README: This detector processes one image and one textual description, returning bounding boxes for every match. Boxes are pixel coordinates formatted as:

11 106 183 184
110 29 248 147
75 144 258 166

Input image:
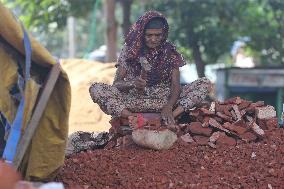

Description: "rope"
2 25 32 164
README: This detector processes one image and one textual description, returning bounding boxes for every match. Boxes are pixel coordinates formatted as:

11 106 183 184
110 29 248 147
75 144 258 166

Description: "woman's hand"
133 77 147 90
161 104 175 125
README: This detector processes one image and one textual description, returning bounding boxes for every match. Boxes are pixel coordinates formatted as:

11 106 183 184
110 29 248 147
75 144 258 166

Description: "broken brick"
246 106 256 114
213 116 224 123
230 110 237 121
233 119 247 127
180 133 194 143
238 100 252 110
244 101 264 114
200 108 215 115
232 105 242 120
209 102 216 113
209 131 224 143
246 115 256 123
216 134 236 146
246 116 265 136
178 123 188 130
251 122 265 136
215 104 232 117
251 101 265 107
193 136 209 145
223 122 247 135
215 103 225 112
257 119 268 130
189 109 200 117
221 96 242 105
188 122 212 136
266 118 279 129
209 118 231 134
216 112 232 122
240 109 246 117
202 116 210 127
223 107 232 117
197 115 205 123
240 131 258 142
256 106 276 120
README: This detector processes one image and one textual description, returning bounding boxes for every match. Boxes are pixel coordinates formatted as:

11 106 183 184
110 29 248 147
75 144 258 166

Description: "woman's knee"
89 82 99 94
89 82 108 100
197 77 212 92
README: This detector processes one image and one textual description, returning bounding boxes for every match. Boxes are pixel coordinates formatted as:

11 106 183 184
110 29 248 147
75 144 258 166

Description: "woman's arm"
113 65 146 91
168 68 181 107
113 66 134 91
161 68 181 124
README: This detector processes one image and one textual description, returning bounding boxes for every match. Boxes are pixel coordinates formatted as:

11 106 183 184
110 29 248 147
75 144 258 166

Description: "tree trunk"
105 0 117 62
67 16 76 58
192 41 205 78
120 0 133 38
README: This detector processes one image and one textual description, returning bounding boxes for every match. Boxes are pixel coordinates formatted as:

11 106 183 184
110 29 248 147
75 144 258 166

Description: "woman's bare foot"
121 108 133 118
173 106 184 118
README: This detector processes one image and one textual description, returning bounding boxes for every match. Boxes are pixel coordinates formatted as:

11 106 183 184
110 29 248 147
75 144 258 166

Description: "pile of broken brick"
58 97 282 188
67 97 279 152
177 96 278 148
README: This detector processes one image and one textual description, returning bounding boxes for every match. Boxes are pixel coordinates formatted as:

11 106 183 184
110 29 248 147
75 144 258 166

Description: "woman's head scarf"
118 11 186 86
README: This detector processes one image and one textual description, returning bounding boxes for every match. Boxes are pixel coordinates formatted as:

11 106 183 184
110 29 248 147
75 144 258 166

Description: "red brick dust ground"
56 127 284 189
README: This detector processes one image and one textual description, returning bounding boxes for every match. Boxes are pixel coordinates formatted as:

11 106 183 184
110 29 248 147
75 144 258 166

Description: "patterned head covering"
118 11 186 86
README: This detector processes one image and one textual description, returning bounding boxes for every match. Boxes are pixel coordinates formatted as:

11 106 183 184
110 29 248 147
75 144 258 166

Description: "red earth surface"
56 127 284 189
58 60 284 188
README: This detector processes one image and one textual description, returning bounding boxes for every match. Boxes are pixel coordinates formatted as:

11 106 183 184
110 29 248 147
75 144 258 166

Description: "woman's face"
144 28 164 49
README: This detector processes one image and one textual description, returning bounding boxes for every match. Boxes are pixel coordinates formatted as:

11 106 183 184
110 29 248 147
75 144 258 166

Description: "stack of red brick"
178 97 278 147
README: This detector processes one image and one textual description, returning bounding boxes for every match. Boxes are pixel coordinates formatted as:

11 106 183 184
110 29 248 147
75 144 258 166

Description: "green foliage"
3 0 283 66
146 0 284 66
3 0 97 31
146 0 236 64
2 0 100 58
4 0 67 31
177 46 192 62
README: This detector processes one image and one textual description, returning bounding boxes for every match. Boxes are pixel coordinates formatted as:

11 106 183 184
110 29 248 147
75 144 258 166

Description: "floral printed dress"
89 11 211 117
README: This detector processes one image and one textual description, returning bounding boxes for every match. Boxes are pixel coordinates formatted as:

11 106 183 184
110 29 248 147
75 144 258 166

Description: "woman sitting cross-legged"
89 11 212 129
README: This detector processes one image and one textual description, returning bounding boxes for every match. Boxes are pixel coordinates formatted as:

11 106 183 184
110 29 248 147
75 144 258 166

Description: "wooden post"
13 63 61 169
105 0 117 62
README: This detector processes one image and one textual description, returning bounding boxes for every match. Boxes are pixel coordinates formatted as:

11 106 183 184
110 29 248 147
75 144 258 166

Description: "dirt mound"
61 59 116 134
56 128 284 188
